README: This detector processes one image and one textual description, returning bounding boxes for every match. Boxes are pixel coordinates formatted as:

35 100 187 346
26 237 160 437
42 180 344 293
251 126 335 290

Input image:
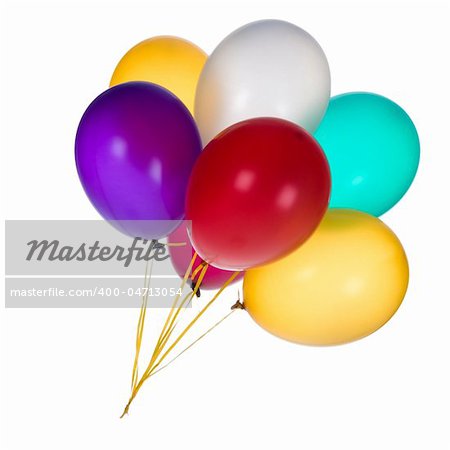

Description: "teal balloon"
314 92 420 216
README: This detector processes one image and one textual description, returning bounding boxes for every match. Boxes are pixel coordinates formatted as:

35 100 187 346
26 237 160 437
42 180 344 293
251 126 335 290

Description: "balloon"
168 222 244 290
195 19 330 144
244 209 409 346
186 117 331 270
314 92 420 216
75 82 202 239
110 36 207 114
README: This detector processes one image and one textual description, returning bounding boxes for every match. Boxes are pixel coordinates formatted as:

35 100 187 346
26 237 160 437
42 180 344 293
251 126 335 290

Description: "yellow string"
130 260 152 391
155 263 208 345
120 253 201 418
143 271 239 381
152 254 199 353
191 261 207 280
149 309 237 378
137 265 208 385
120 252 239 417
147 265 208 367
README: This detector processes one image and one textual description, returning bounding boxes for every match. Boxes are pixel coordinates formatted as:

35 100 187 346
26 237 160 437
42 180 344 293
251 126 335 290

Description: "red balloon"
186 118 331 270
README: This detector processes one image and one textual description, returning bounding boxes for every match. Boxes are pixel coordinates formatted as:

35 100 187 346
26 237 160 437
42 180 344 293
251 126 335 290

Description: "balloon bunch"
75 20 419 413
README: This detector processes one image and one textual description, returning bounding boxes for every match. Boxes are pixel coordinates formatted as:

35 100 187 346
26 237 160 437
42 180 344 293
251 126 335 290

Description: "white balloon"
195 20 331 144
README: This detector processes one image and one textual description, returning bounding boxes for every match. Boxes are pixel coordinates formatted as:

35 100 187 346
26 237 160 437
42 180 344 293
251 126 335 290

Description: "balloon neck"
231 299 245 310
190 280 201 297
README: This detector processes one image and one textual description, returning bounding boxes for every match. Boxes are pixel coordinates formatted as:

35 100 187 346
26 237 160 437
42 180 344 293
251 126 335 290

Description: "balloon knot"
190 280 201 297
231 300 245 310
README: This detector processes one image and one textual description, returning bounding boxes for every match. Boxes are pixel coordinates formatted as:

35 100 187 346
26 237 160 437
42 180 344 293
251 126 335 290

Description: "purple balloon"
168 222 244 290
75 82 202 239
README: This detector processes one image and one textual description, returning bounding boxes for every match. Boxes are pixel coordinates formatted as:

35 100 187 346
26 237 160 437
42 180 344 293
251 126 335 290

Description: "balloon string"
141 265 209 375
120 253 202 418
191 261 207 280
142 271 239 380
121 267 221 417
134 253 197 387
130 260 152 391
152 254 200 354
148 308 237 378
120 268 206 418
164 261 211 336
161 261 207 329
151 261 207 365
120 270 238 418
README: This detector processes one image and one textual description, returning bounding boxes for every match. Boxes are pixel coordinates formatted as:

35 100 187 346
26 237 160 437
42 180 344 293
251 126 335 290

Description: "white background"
1 0 449 449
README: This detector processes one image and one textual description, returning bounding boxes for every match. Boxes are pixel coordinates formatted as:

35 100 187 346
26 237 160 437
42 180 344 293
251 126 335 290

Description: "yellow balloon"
243 209 409 346
110 36 207 114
